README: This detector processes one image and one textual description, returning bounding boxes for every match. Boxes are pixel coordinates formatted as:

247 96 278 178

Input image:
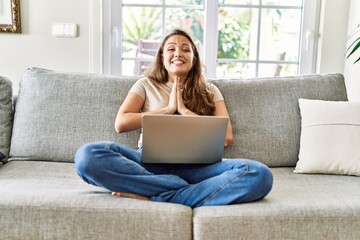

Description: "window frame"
102 0 321 78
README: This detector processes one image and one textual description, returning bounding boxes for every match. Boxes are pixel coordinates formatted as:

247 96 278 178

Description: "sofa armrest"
0 75 13 163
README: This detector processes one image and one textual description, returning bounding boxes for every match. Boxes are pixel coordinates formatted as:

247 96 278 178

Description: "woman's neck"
168 74 187 83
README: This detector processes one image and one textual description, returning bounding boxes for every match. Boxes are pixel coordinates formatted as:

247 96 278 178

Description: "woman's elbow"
225 136 233 147
114 124 121 134
114 120 127 134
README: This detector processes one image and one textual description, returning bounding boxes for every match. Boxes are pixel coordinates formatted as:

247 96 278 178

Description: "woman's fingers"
167 77 177 114
175 76 187 114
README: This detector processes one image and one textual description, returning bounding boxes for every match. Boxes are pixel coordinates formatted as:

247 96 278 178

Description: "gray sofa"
0 67 359 240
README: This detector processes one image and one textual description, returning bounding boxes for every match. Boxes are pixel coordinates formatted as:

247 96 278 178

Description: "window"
103 0 321 78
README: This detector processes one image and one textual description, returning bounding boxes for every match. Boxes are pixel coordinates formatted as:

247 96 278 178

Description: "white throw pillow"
294 98 360 176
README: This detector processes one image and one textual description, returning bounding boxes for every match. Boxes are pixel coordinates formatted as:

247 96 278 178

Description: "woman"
75 29 273 208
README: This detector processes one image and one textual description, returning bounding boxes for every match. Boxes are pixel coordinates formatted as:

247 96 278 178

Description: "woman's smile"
171 60 185 66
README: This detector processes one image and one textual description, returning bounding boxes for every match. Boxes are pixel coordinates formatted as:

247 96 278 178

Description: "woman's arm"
115 93 169 133
214 100 234 147
115 78 182 133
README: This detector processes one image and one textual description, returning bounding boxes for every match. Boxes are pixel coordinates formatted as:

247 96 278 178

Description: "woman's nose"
174 48 181 57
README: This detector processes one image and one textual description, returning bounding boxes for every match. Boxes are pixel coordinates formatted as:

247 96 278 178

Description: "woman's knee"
223 159 273 196
249 160 273 198
74 141 111 178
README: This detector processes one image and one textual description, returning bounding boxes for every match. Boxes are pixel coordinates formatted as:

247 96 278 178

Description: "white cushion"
294 99 360 176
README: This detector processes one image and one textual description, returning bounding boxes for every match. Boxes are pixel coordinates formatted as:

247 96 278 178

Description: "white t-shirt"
129 77 224 146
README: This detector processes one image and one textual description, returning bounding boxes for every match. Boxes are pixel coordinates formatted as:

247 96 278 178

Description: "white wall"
0 0 357 98
316 0 350 75
0 0 102 94
344 0 360 101
315 0 360 100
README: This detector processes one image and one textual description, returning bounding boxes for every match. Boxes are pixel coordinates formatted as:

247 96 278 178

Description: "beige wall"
0 0 102 94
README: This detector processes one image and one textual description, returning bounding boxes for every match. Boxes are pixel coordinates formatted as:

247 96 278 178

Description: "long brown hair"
145 29 215 116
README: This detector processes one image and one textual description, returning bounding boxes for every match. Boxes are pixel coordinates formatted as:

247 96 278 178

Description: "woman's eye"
167 48 175 52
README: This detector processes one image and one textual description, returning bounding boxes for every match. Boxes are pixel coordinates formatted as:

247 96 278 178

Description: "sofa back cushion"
10 68 139 162
10 68 348 166
0 75 13 163
213 73 347 167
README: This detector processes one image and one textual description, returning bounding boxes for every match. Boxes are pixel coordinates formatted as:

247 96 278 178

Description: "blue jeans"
74 141 273 208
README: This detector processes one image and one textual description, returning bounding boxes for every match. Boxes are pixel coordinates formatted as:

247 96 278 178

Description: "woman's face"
162 35 195 82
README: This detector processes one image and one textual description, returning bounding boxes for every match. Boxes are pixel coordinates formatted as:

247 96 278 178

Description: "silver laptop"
141 114 228 164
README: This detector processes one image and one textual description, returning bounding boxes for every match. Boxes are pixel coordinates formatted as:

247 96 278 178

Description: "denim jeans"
74 141 273 208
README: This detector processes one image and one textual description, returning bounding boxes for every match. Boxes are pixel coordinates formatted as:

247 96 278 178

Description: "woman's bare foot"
112 192 150 201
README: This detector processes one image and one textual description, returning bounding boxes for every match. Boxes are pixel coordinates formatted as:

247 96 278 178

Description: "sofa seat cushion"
193 168 360 240
0 160 192 240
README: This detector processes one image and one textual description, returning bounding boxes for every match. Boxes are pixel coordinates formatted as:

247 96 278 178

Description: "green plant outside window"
346 24 360 64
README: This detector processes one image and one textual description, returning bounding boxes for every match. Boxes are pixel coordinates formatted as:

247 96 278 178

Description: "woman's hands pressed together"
167 76 196 116
166 77 178 114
